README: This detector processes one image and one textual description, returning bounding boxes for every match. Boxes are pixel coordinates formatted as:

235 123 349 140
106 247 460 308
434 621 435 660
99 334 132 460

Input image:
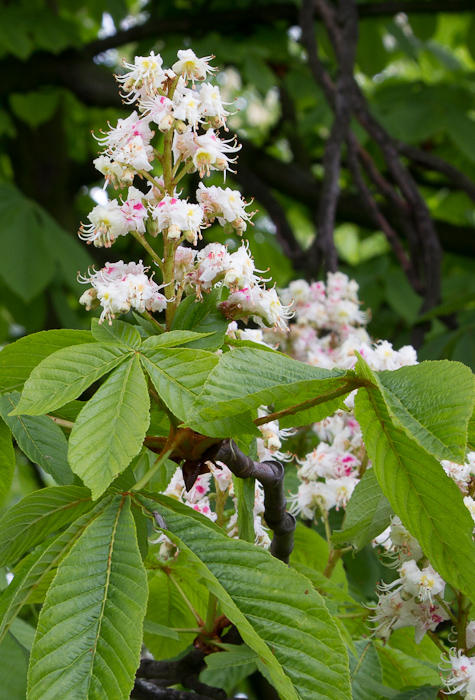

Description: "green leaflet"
390 687 439 700
11 342 131 416
171 288 228 349
0 632 29 700
354 371 475 601
376 643 440 690
232 474 255 543
0 392 74 485
350 640 384 700
364 360 475 463
27 495 148 700
290 523 347 589
90 317 142 349
0 485 93 567
0 497 112 645
144 565 209 661
332 469 393 550
142 621 180 641
140 329 214 349
140 346 219 422
0 414 14 505
187 347 355 436
137 493 351 700
0 329 93 394
68 354 150 500
468 401 475 452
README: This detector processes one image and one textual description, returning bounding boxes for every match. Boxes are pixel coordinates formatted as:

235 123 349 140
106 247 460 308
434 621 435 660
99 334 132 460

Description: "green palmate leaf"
27 495 148 700
0 414 14 505
137 493 351 700
171 288 228 350
232 474 255 543
144 565 209 660
354 360 475 600
0 498 112 645
68 355 150 500
141 330 214 350
0 486 93 567
0 632 29 700
90 318 142 349
140 346 219 422
332 469 393 550
0 392 74 485
188 347 356 437
350 640 384 700
366 360 475 463
468 402 475 452
0 329 92 394
12 342 131 416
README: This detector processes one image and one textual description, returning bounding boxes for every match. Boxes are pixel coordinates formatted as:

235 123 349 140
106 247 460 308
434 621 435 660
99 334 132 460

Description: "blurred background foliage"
1 2 475 696
0 0 474 360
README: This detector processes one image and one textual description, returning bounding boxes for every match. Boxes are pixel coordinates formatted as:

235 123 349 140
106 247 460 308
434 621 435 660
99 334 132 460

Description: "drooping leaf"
367 360 475 463
0 414 15 505
137 493 351 700
27 495 148 700
12 343 131 416
140 346 219 422
0 392 74 485
205 644 258 670
0 498 112 645
0 486 93 567
90 318 142 349
68 355 150 500
0 329 92 394
142 621 180 641
171 289 228 349
354 358 475 601
332 469 393 550
188 347 356 436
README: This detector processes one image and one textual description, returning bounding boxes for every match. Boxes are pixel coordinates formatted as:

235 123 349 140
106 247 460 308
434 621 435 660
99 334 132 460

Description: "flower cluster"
442 644 475 698
369 516 449 643
78 48 291 333
79 260 167 324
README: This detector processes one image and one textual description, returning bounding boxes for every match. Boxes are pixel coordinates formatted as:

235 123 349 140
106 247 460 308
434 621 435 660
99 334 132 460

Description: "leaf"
0 632 29 700
0 414 14 505
290 523 347 590
349 640 384 700
354 359 475 601
332 469 393 550
137 493 351 700
0 392 74 485
0 498 112 645
0 329 93 394
142 621 180 641
232 475 255 543
376 643 440 690
366 360 475 463
188 347 355 436
68 355 150 500
10 90 60 128
468 402 475 452
140 346 219 422
141 330 214 350
27 495 148 700
143 566 208 660
12 342 131 416
390 687 439 700
205 645 258 670
90 318 142 349
0 485 93 567
171 289 228 349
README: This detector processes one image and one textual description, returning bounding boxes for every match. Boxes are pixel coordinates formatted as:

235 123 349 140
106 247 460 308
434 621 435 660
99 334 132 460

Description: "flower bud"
79 288 99 311
167 224 181 240
174 119 188 135
147 219 160 237
159 114 174 132
214 157 227 171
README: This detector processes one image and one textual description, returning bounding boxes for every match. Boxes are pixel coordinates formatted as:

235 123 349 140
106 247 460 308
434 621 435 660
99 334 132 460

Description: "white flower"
196 183 253 230
172 49 215 83
120 186 148 233
174 246 197 283
93 155 134 188
199 82 230 124
140 94 174 130
443 649 475 697
465 496 475 523
116 134 153 172
326 476 358 509
116 52 168 102
95 111 154 153
173 84 202 127
79 200 129 248
289 481 337 519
